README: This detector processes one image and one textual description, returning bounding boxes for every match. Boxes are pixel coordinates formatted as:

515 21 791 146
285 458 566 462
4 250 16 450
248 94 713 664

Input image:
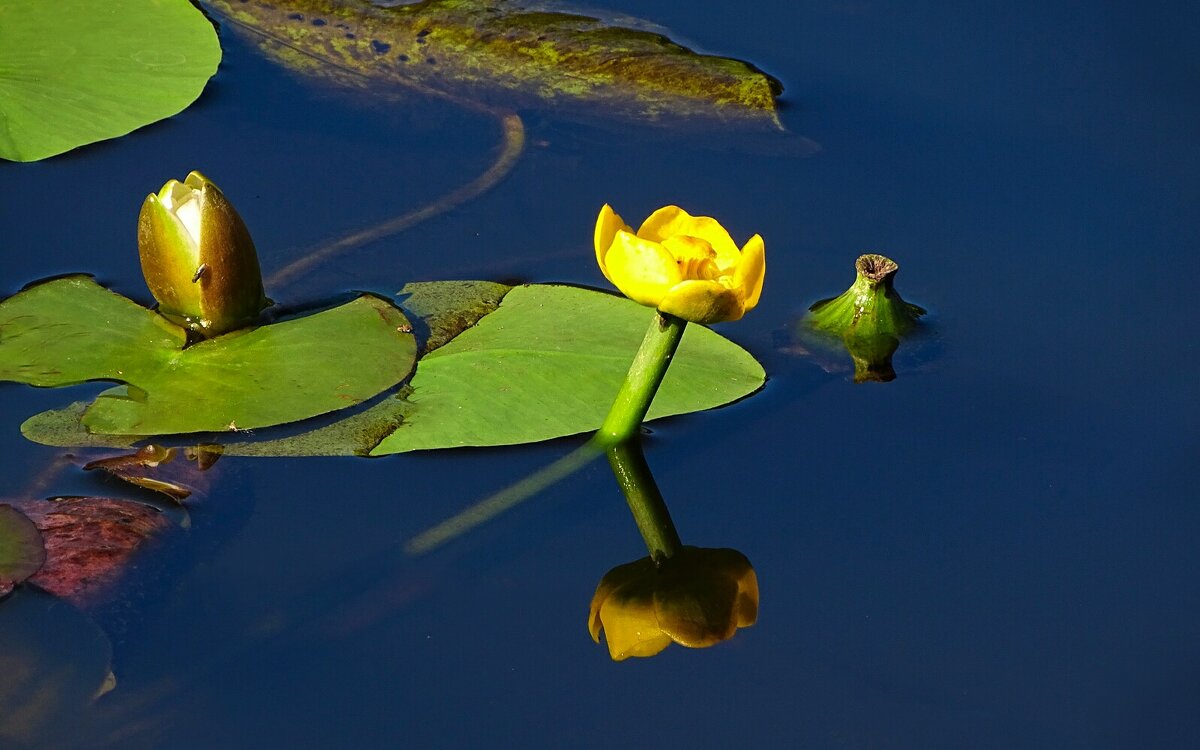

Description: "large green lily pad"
370 285 765 453
205 0 782 131
0 276 416 435
0 0 221 162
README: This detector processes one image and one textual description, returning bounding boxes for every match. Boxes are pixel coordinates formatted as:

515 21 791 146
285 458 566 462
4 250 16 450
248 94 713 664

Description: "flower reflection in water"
590 439 758 661
589 545 758 661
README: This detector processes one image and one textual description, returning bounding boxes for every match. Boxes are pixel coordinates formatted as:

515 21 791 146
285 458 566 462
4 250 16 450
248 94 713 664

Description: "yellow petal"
638 206 741 268
733 234 766 311
658 280 744 324
604 231 681 307
599 597 673 661
593 204 632 282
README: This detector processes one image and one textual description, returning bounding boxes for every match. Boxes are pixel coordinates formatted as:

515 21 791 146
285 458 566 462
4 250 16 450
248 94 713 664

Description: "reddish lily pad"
17 497 171 609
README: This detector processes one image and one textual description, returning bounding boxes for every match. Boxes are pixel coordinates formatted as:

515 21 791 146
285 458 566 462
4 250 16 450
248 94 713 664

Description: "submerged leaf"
205 0 783 130
83 445 222 501
0 586 114 748
17 497 172 609
0 276 417 435
0 0 221 161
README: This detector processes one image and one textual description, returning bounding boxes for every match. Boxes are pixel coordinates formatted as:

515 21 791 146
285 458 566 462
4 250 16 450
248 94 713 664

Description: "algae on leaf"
205 0 783 130
0 0 221 162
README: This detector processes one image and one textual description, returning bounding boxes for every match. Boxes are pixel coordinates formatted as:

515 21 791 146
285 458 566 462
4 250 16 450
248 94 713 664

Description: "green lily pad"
0 276 417 435
369 285 765 454
205 0 782 131
0 0 221 162
0 504 44 595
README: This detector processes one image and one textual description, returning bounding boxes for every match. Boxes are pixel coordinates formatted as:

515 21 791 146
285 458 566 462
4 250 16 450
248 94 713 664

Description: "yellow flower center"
662 235 723 281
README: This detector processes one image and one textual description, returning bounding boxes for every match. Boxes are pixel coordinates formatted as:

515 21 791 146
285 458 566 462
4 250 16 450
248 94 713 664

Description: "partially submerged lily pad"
17 496 172 609
0 504 45 597
0 0 221 161
206 0 782 131
0 586 114 748
0 276 417 435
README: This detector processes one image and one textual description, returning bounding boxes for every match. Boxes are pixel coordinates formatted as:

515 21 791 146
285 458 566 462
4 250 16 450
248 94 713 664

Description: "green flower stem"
606 439 682 562
597 311 687 445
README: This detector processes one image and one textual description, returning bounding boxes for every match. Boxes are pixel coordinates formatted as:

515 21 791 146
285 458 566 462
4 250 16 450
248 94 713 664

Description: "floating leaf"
20 402 140 451
0 0 221 161
206 0 782 131
0 504 45 596
0 276 417 435
370 285 764 454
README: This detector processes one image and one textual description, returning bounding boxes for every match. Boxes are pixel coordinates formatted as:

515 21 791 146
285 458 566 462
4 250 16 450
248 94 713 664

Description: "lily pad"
0 504 45 596
370 285 765 453
0 0 221 162
205 0 782 131
0 276 417 435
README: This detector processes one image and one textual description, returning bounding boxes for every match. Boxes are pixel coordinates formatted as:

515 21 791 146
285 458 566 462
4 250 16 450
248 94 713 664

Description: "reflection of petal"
588 557 648 642
654 570 740 647
638 206 741 265
659 280 743 324
601 595 674 660
734 234 766 310
589 547 759 661
605 231 681 306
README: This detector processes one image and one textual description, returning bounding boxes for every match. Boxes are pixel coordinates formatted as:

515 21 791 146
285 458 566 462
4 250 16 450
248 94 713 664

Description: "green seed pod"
798 254 926 383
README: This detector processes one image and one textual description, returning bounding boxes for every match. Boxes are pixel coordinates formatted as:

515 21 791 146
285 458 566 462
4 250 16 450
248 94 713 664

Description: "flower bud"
137 171 268 336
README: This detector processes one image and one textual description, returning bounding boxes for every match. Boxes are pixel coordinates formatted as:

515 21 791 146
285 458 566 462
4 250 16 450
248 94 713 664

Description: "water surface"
1 0 1198 747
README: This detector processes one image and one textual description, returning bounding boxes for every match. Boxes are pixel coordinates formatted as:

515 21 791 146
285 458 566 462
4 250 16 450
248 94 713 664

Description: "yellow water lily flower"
594 204 765 324
588 546 758 661
137 171 268 337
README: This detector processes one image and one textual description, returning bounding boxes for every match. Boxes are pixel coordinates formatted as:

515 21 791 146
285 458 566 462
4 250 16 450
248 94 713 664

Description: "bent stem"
606 439 681 562
597 311 687 445
267 111 526 292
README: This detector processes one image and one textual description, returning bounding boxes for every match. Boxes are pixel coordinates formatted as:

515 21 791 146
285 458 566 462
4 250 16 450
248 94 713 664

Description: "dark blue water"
2 1 1198 747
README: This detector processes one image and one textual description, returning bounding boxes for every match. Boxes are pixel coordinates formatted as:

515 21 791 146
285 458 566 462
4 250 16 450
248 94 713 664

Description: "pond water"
2 0 1199 747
